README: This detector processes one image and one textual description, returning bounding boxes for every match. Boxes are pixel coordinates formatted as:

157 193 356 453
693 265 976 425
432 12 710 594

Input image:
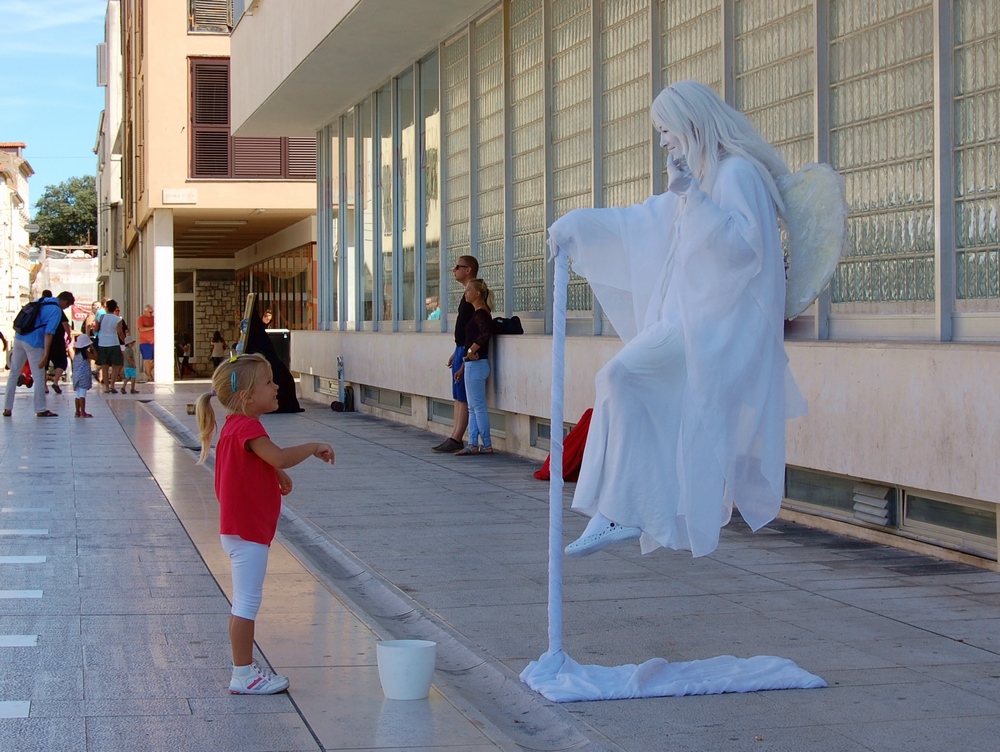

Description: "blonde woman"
454 279 495 455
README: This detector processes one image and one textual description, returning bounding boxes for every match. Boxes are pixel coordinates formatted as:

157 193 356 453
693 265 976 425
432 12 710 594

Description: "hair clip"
209 389 217 397
231 371 238 393
230 352 239 363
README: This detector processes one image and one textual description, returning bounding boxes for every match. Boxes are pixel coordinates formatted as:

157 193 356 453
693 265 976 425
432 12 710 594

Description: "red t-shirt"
137 314 154 345
215 414 281 545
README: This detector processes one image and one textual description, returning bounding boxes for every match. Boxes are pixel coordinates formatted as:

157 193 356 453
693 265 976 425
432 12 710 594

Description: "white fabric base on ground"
521 649 826 703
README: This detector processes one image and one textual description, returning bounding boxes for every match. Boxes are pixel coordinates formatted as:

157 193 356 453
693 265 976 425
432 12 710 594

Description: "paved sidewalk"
6 380 1000 752
0 383 511 752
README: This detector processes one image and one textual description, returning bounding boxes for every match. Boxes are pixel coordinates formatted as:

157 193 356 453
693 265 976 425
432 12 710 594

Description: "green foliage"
32 175 97 246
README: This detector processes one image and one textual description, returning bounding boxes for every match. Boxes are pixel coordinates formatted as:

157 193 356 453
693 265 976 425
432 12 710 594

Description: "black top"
454 297 475 346
464 309 493 361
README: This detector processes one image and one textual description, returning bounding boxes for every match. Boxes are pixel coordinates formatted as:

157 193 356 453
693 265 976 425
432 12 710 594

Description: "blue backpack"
12 300 58 335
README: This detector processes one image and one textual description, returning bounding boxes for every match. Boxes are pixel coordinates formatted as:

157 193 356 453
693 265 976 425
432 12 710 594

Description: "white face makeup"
659 129 684 155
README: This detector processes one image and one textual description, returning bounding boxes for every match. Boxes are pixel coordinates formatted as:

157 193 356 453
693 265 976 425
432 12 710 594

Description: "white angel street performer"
553 80 809 559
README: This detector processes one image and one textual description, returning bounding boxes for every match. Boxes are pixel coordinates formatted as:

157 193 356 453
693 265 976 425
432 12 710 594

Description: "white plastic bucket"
375 639 437 700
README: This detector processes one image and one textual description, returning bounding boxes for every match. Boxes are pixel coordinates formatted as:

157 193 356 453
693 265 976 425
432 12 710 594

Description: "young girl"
72 334 95 418
454 279 494 455
195 354 335 694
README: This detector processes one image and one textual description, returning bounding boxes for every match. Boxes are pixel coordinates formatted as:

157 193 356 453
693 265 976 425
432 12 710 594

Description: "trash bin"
265 328 291 368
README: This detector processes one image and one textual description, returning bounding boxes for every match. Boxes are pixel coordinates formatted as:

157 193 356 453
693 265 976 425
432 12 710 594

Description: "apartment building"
114 0 317 381
0 142 35 339
230 0 1000 565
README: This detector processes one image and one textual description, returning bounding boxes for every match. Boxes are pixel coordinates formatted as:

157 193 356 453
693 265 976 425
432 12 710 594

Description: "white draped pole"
547 253 569 654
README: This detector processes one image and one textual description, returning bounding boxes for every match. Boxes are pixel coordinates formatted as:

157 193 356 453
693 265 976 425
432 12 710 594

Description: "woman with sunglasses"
432 255 480 453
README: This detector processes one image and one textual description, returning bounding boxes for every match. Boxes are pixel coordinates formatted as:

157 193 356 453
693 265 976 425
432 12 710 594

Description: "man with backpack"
3 291 75 418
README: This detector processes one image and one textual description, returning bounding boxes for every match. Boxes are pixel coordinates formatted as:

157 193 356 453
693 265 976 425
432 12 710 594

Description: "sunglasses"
453 264 470 270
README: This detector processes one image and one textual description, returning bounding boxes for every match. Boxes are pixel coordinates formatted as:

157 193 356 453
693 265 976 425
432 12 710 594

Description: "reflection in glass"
443 34 471 312
344 110 357 323
331 121 339 322
360 97 375 322
399 70 417 320
377 85 394 322
421 53 441 324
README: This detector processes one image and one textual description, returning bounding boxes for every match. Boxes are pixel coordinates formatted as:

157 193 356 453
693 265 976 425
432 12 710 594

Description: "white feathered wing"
779 163 849 319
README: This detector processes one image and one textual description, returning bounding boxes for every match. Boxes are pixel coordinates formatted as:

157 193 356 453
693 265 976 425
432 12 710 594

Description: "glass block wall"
601 0 652 209
474 10 507 312
829 0 936 304
509 0 546 313
660 0 722 188
318 0 1000 336
954 0 1000 300
443 34 471 309
551 0 594 311
734 0 814 172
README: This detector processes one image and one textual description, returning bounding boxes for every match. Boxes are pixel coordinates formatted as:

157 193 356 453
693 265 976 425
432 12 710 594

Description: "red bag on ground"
534 408 593 482
18 361 33 388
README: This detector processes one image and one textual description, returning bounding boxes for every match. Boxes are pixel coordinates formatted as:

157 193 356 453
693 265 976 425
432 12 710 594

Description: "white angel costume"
550 155 807 558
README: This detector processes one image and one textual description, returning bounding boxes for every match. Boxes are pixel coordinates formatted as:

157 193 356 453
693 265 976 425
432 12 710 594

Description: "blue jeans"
464 358 491 448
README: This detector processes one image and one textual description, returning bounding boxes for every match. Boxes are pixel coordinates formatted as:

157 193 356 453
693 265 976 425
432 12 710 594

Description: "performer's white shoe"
565 522 642 557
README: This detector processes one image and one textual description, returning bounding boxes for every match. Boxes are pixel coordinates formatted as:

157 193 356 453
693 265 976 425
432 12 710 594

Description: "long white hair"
650 80 790 215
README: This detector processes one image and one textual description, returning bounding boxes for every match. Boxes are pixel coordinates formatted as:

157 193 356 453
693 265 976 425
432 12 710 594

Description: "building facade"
112 0 317 381
0 142 35 341
232 0 1000 564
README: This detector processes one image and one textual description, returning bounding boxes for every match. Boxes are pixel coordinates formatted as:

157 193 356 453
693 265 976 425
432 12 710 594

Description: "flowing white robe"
549 156 807 558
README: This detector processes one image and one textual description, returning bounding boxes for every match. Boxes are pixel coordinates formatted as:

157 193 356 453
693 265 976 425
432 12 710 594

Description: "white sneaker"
565 522 641 558
229 662 290 695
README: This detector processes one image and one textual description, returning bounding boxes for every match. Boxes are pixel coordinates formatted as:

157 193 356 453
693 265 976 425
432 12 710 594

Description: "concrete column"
151 208 175 384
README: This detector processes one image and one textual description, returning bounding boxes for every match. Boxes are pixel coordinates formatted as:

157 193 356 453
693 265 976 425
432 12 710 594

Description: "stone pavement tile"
765 606 934 643
84 712 319 752
0 664 83 700
908 662 1000 706
911 618 1000 652
820 666 929 687
771 678 1000 725
83 640 231 670
0 717 86 752
410 577 550 609
82 665 237 700
253 611 378 668
284 665 497 751
829 716 1000 752
657 725 869 752
80 592 231 616
187 695 300 716
26 698 192 717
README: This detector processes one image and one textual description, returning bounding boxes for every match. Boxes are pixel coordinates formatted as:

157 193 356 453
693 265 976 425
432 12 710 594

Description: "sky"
0 0 107 215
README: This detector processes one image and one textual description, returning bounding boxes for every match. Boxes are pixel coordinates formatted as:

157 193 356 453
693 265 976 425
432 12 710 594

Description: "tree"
32 175 97 247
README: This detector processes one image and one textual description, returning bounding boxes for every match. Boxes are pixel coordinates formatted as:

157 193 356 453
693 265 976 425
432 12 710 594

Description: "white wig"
651 80 789 215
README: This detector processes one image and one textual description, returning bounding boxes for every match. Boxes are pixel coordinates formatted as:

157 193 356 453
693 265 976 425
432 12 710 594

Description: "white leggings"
221 535 270 620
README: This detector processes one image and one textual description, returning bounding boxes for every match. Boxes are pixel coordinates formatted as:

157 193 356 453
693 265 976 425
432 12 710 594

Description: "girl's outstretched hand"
314 443 335 464
276 469 293 496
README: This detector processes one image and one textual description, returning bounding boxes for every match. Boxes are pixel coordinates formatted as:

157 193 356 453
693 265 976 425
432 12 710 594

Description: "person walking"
431 255 479 453
454 279 495 456
3 291 75 418
137 304 154 382
95 298 125 394
210 331 227 369
194 353 335 694
72 334 95 418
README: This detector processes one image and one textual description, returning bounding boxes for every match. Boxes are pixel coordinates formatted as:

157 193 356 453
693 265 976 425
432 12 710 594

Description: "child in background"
195 354 335 694
122 335 139 394
72 334 95 418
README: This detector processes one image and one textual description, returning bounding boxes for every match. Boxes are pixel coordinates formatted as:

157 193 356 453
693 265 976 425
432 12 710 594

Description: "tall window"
954 0 1000 302
421 53 442 324
378 85 394 322
399 70 418 320
331 122 340 322
360 98 375 322
444 34 472 313
189 58 316 179
828 0 936 305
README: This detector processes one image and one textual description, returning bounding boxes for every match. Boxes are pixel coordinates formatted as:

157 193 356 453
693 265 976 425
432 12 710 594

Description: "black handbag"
491 316 524 335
